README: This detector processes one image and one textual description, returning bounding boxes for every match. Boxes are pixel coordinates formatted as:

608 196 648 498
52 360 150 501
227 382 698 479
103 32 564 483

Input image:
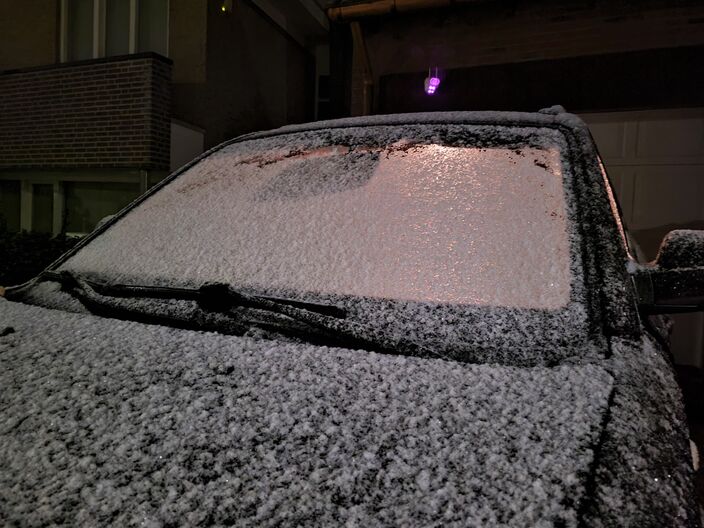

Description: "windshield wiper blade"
34 270 451 362
38 270 346 319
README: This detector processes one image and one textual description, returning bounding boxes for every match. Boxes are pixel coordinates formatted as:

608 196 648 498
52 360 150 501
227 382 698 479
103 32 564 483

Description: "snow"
580 336 700 527
44 123 592 365
656 229 704 269
64 138 570 309
1 111 700 526
0 300 613 527
239 110 560 139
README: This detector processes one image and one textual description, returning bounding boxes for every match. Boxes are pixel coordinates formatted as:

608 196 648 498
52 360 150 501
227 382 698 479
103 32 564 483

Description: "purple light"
424 75 441 95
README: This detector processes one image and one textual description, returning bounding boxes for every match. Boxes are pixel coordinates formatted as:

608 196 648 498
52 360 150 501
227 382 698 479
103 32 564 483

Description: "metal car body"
1 109 702 527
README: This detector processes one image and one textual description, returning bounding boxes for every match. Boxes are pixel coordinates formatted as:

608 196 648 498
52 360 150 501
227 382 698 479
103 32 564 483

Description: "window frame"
60 0 169 63
0 171 150 236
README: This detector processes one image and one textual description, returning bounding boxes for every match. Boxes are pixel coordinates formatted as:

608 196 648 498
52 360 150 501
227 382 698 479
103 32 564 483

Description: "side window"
62 0 169 62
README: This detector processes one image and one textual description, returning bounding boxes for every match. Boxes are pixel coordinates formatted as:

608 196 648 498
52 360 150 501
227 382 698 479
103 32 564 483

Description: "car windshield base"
22 270 452 362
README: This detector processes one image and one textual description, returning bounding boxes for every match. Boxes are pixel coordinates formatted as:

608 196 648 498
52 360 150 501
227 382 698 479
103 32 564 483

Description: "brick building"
0 0 329 235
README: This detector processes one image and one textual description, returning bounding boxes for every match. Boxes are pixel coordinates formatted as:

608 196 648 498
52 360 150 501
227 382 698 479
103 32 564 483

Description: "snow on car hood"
0 300 613 527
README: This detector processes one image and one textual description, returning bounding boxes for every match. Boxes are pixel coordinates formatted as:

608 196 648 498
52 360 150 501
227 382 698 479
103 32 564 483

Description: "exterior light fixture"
220 0 233 13
424 68 441 95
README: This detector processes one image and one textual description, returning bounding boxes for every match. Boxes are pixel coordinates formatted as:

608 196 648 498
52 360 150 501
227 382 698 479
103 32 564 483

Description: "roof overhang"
327 0 485 21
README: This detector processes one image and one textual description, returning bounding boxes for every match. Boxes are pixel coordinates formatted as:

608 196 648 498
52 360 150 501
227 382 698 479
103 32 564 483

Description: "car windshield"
54 124 592 365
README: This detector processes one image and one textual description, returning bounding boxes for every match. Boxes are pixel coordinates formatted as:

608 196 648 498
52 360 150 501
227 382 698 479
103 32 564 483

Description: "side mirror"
632 230 704 314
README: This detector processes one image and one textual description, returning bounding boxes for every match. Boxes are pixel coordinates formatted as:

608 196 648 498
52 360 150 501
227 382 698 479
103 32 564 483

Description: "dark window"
138 0 168 56
0 181 21 232
106 0 130 57
32 184 54 234
317 100 331 120
318 75 330 99
64 182 140 234
67 0 94 61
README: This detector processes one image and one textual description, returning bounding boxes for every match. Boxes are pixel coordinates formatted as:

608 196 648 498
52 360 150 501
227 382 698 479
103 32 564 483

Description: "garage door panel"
631 165 704 229
636 117 704 159
589 121 627 159
671 313 704 367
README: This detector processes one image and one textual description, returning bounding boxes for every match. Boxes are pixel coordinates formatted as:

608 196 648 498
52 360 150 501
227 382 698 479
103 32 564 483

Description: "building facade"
0 0 329 235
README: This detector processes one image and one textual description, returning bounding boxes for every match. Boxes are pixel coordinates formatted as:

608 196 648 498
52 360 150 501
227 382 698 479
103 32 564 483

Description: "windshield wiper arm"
34 270 450 362
38 270 346 319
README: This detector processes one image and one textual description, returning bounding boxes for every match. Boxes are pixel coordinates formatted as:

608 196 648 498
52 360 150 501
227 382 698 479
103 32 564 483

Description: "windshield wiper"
38 270 346 318
30 270 450 361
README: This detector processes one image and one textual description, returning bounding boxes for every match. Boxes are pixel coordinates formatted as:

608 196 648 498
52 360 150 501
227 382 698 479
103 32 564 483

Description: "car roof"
236 108 586 144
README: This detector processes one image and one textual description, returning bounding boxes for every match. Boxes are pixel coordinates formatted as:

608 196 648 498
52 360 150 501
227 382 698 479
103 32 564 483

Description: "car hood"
0 299 613 527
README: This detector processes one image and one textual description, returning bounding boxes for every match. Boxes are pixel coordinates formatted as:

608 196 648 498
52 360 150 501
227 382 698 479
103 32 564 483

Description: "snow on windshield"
63 126 571 309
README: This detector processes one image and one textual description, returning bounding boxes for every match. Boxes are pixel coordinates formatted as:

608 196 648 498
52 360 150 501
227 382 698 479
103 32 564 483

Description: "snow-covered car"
2 109 703 527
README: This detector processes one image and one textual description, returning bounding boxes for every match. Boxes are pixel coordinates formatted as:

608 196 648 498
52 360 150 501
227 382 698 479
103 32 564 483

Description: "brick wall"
0 53 172 169
346 0 704 115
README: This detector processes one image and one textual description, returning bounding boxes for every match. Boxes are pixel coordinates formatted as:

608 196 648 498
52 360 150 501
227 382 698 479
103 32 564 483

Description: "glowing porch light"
424 68 441 95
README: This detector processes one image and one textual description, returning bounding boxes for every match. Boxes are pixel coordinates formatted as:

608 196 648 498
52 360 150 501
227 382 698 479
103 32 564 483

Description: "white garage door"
581 108 704 367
